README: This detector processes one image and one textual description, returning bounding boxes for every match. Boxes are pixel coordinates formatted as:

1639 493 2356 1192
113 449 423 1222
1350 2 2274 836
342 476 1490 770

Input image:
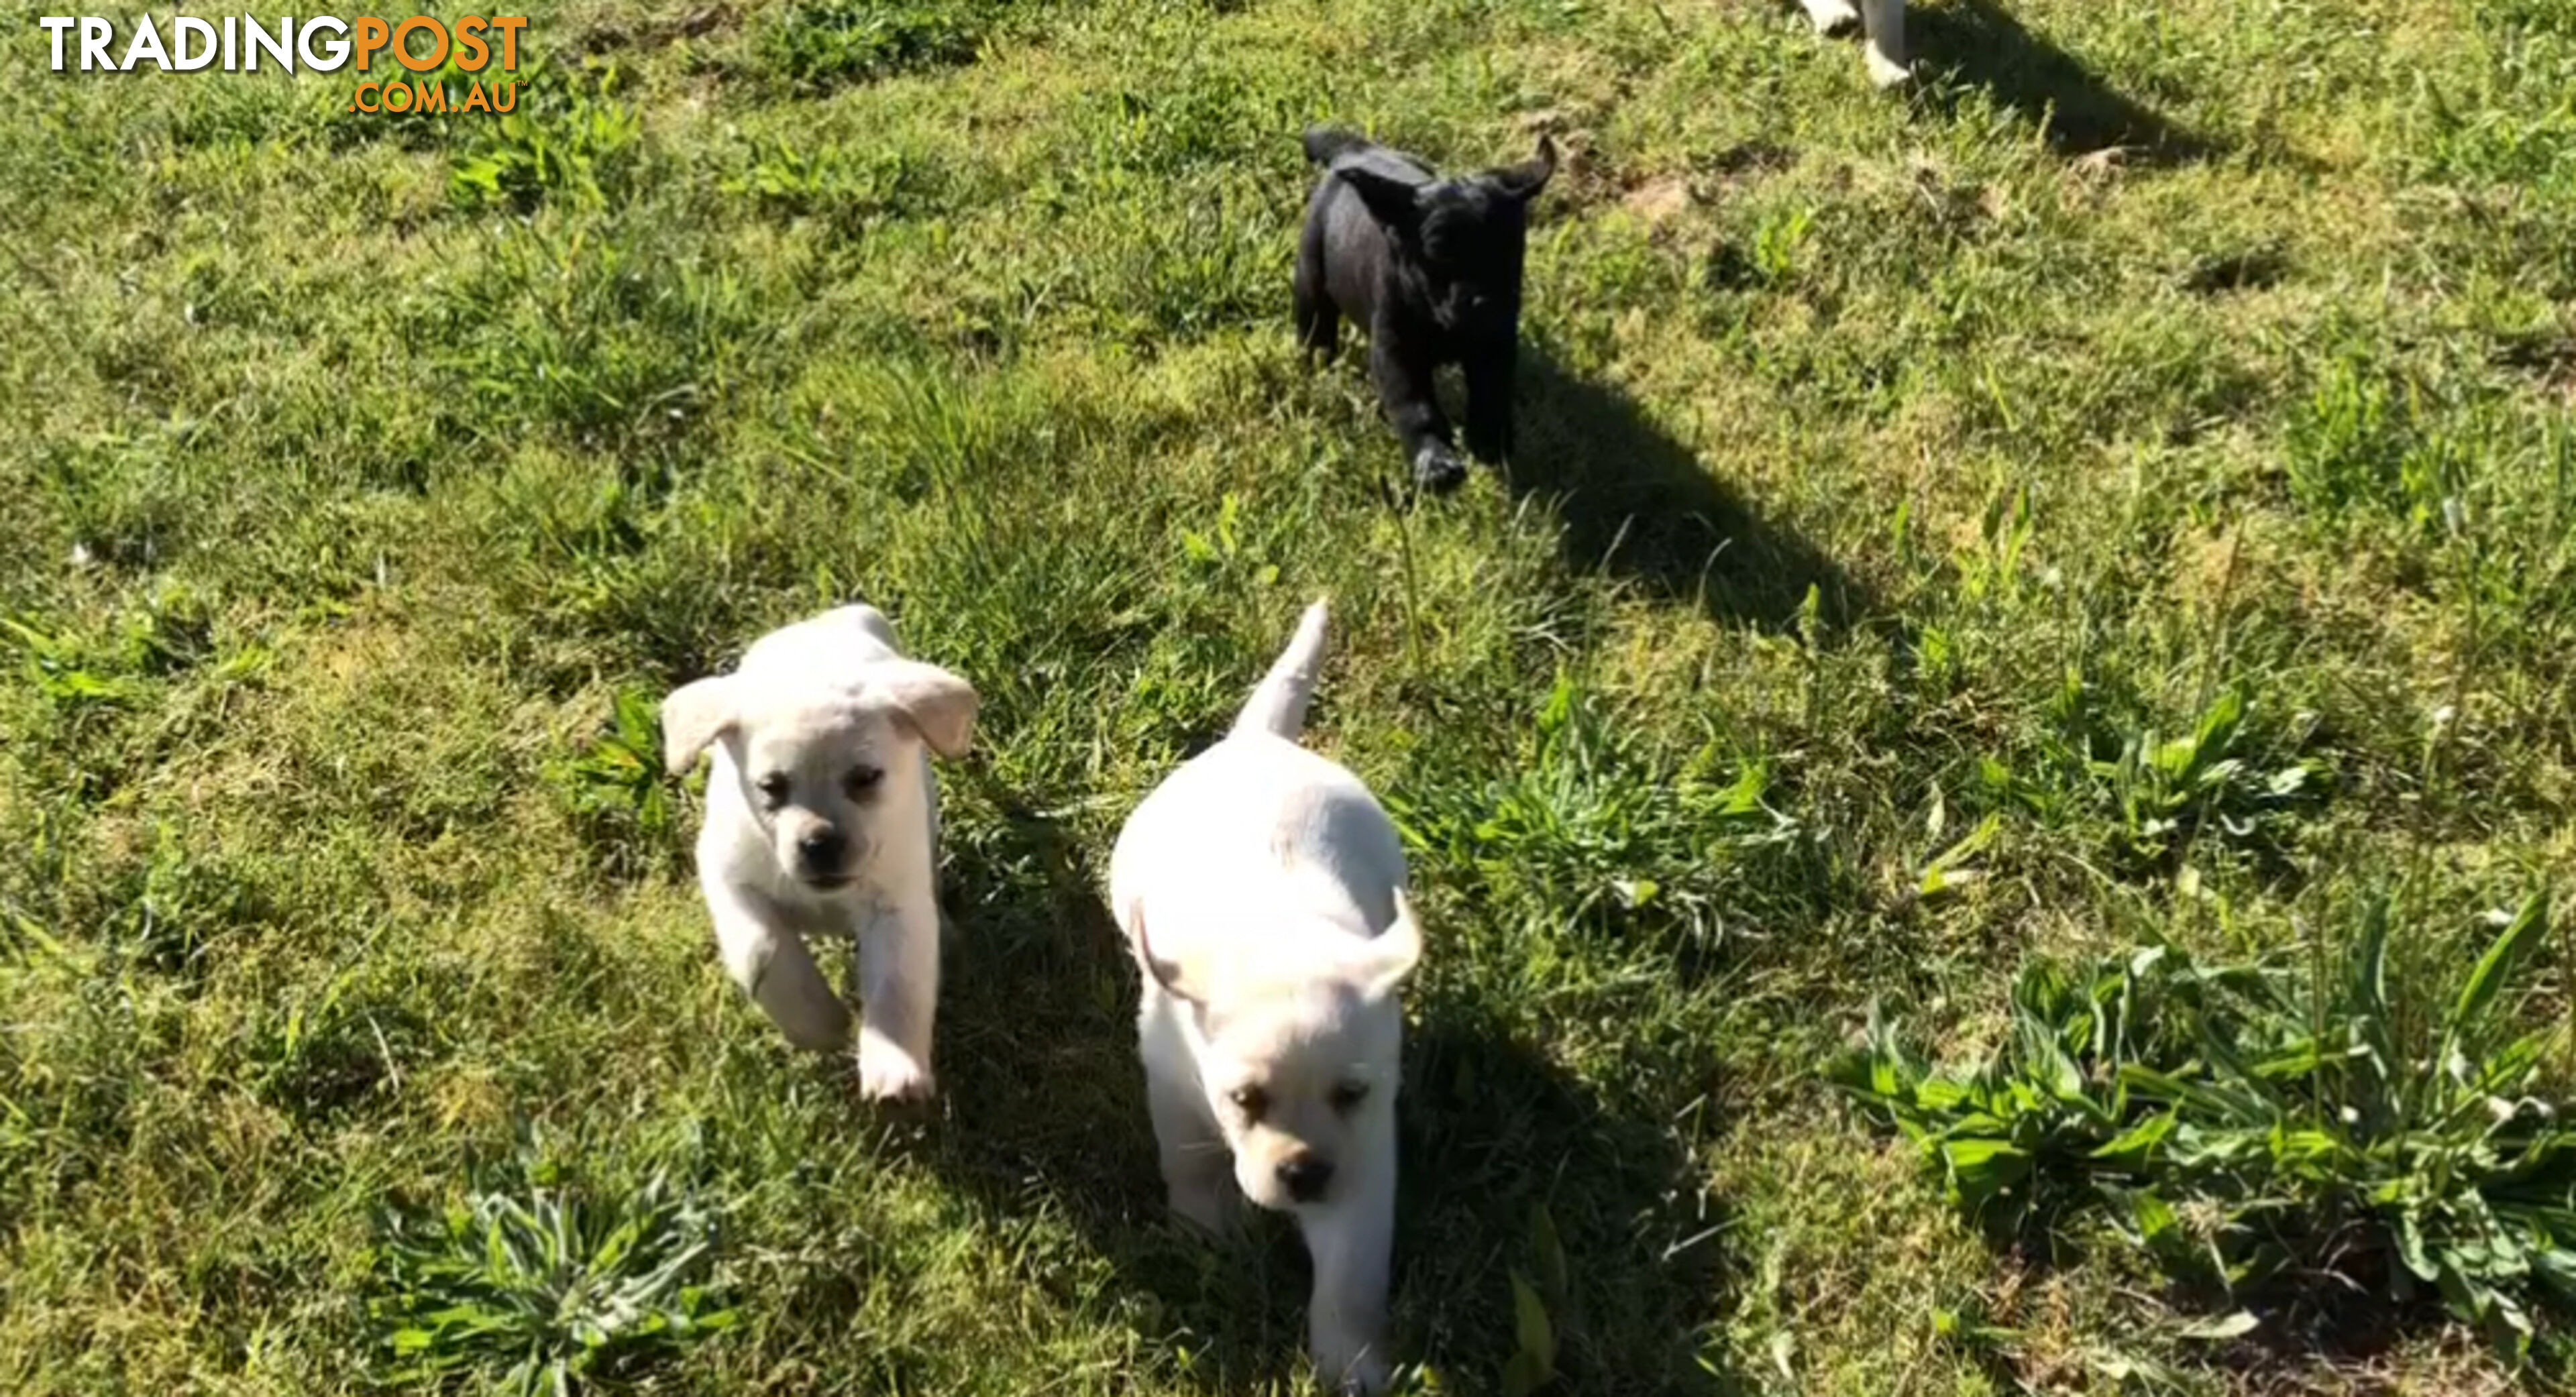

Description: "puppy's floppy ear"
1334 164 1427 233
873 659 979 759
660 676 739 777
1360 888 1426 999
1491 135 1557 203
1128 901 1199 1004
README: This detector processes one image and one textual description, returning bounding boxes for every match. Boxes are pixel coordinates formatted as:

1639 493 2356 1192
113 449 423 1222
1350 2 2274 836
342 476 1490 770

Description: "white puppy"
661 604 979 1103
1109 602 1421 1396
1801 0 1910 87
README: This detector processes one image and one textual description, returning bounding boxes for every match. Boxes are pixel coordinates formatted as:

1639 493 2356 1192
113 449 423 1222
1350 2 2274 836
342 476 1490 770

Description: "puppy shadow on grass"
1911 0 2212 163
918 785 1751 1392
1503 349 1870 634
1393 1008 1751 1394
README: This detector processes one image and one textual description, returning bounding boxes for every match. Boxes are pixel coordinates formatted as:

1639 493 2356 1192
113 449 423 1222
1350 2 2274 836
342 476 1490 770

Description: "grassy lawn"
4 0 2574 1391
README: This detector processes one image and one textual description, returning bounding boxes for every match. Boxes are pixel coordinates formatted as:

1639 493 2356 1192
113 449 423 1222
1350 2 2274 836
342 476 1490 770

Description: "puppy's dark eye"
1330 1081 1369 1114
1230 1086 1269 1122
844 765 884 799
754 773 791 809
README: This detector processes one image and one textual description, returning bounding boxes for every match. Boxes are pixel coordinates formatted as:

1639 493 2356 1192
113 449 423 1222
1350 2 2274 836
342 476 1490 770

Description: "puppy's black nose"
1278 1156 1334 1203
797 829 849 872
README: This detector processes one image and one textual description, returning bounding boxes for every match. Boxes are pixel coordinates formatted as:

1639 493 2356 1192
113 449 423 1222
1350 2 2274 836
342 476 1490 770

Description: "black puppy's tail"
1302 126 1372 167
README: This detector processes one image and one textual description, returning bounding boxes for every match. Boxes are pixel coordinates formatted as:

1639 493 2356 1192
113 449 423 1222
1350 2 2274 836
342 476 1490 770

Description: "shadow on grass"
1866 1131 2575 1378
1912 0 2212 162
1502 347 1869 634
918 785 1752 1392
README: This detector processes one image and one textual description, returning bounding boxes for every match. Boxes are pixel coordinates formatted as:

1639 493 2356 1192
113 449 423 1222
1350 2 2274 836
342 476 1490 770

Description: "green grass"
1840 893 2573 1364
3 0 2574 1391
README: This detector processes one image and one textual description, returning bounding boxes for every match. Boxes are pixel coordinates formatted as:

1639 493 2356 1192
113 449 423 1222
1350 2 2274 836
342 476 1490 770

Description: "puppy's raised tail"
1301 127 1371 168
1235 600 1331 740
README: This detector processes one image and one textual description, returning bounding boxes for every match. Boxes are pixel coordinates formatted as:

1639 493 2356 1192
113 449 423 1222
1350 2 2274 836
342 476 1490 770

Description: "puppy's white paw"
1865 46 1913 87
856 1039 934 1103
1313 1337 1393 1396
1410 445 1468 494
1801 0 1860 36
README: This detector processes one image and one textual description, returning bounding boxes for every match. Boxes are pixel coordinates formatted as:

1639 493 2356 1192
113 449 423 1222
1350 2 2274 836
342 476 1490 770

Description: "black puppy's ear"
1336 165 1426 231
1491 135 1558 203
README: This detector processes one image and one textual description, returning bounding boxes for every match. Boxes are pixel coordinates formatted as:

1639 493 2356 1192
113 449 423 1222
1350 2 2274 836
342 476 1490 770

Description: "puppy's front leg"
1370 335 1466 493
1462 342 1518 466
705 875 851 1052
853 891 939 1103
1148 1074 1240 1236
1300 1158 1397 1395
1138 987 1241 1233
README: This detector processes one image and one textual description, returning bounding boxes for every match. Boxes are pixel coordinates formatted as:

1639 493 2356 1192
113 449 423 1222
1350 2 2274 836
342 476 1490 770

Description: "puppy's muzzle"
795 828 853 887
1277 1154 1335 1204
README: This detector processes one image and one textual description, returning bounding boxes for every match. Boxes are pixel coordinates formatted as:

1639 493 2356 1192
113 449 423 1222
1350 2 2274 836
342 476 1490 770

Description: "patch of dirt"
1622 176 1693 227
2181 246 2290 296
1604 142 1795 233
575 3 737 56
2175 526 2248 610
2491 329 2576 406
1696 140 1792 198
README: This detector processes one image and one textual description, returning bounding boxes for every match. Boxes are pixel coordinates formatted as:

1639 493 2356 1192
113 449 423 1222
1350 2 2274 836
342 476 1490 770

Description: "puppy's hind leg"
1293 216 1340 360
1299 1158 1397 1394
1858 0 1910 86
706 877 851 1052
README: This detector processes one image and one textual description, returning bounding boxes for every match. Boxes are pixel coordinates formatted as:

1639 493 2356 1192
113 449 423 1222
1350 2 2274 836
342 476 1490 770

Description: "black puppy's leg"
1371 337 1465 492
1462 340 1518 466
1293 217 1340 359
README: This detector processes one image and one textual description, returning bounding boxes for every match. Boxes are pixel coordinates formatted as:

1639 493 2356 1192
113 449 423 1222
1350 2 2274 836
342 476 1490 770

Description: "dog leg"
1148 1074 1240 1235
706 877 851 1052
1858 0 1909 86
1299 1157 1397 1395
1137 987 1241 1233
1799 0 1861 36
1294 220 1341 360
1462 343 1517 465
1369 337 1465 492
852 891 939 1102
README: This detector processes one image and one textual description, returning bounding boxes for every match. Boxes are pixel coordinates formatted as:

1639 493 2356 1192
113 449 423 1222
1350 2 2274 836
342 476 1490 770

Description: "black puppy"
1295 127 1556 492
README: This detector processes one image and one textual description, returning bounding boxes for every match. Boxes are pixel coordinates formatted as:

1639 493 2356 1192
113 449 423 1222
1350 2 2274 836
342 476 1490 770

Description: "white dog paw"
1866 46 1913 87
1802 0 1860 36
855 1042 935 1103
1314 1343 1393 1396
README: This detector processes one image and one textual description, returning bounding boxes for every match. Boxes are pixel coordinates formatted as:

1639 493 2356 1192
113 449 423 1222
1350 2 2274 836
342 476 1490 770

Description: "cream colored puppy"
661 604 978 1102
1801 0 1911 87
1110 602 1421 1396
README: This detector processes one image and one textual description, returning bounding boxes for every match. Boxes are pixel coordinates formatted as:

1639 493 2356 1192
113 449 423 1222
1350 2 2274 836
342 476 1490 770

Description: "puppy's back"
1115 732 1408 954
